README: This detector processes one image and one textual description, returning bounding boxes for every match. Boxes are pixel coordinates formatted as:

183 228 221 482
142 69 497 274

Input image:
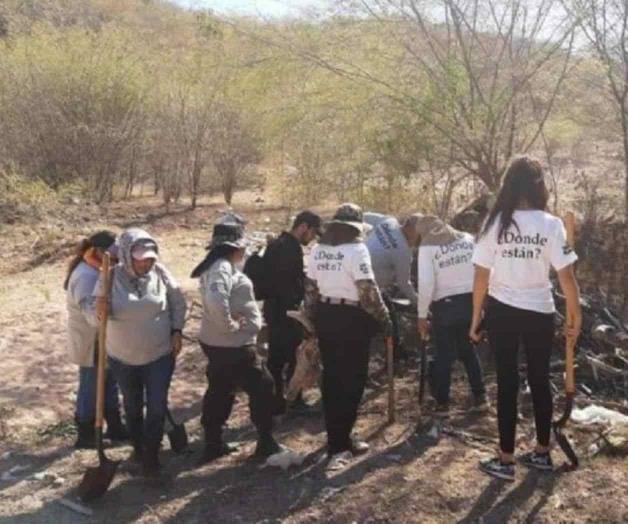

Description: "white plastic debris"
32 471 61 483
262 448 305 470
1 451 12 460
428 423 441 439
571 405 628 426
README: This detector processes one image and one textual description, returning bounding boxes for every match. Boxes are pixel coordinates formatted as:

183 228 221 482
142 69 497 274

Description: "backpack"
243 246 270 300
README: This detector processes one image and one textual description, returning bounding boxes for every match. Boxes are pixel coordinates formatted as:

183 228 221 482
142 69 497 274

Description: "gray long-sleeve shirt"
199 259 262 348
91 263 187 366
66 261 99 367
365 217 418 305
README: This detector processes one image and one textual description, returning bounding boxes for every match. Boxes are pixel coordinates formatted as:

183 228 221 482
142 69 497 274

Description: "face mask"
234 259 245 271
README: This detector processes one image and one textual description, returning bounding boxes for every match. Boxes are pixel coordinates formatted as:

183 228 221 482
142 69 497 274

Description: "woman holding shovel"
192 219 282 465
65 230 128 449
416 216 487 417
470 156 582 481
305 203 392 471
93 228 187 480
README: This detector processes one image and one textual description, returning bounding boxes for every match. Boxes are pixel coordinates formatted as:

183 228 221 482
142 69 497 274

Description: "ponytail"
63 230 116 290
63 239 92 290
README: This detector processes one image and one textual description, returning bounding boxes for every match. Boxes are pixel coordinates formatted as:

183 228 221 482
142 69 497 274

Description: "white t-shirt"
307 242 375 302
417 233 475 318
472 210 578 313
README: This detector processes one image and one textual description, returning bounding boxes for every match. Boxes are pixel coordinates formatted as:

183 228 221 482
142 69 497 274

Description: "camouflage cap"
328 203 365 233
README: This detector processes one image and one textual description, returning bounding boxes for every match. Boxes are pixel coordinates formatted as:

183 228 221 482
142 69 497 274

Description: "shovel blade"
77 458 119 502
168 424 188 453
553 425 579 469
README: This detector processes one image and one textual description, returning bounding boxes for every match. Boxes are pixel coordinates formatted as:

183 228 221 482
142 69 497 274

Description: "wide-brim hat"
327 203 365 233
208 222 249 249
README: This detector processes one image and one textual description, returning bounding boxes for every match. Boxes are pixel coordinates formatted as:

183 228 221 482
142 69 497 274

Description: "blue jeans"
108 353 175 450
75 367 121 423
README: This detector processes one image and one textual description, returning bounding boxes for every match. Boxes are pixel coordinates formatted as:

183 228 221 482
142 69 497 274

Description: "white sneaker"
326 451 353 472
350 439 369 455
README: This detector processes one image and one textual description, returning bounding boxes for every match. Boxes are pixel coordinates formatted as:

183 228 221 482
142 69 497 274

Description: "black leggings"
487 297 554 454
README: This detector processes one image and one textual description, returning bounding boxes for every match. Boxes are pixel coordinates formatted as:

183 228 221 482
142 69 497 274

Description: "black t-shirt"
264 231 304 310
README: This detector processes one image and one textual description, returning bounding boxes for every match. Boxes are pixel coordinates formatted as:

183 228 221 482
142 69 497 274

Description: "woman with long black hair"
470 156 582 481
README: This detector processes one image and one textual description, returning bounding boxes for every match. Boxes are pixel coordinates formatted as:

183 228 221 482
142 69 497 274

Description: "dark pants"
200 343 275 445
432 321 485 405
315 302 376 454
108 353 174 451
264 300 303 400
487 297 554 454
75 366 121 423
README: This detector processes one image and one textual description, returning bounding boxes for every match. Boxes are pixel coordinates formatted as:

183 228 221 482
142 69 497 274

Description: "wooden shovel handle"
386 336 395 424
95 253 111 431
563 212 576 395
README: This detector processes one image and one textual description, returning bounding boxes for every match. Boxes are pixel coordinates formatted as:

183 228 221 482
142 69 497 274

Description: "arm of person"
557 265 582 340
303 277 320 325
157 264 188 357
356 279 393 336
469 225 496 342
204 265 240 333
70 272 99 327
352 244 392 335
157 264 187 331
469 265 490 342
551 218 581 340
417 246 435 339
394 248 418 306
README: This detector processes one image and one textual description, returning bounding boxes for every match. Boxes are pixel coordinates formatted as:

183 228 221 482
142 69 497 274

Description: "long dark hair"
480 156 549 240
191 244 239 278
320 223 360 246
63 230 116 290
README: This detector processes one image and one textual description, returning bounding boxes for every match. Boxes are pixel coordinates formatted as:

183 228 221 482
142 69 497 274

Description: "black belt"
320 296 360 307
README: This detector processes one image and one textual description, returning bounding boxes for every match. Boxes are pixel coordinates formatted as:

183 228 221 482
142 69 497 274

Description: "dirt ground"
0 193 627 524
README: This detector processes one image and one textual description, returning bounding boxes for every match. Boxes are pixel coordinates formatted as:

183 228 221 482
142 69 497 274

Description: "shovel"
165 409 188 453
78 253 119 501
552 211 579 469
418 333 428 406
386 336 395 424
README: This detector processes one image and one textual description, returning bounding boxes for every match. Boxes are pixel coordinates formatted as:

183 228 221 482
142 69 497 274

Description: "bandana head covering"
405 214 465 247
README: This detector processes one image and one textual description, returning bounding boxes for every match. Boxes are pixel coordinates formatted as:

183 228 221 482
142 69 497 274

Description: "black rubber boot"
74 419 96 449
142 443 165 479
104 410 130 442
254 433 281 459
196 426 238 466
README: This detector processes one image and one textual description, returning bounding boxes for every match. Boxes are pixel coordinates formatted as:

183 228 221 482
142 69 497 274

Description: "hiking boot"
104 411 130 442
349 439 369 456
74 420 96 449
433 403 450 419
479 457 515 481
196 442 238 466
326 451 353 472
254 434 281 458
519 451 553 471
470 394 490 413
